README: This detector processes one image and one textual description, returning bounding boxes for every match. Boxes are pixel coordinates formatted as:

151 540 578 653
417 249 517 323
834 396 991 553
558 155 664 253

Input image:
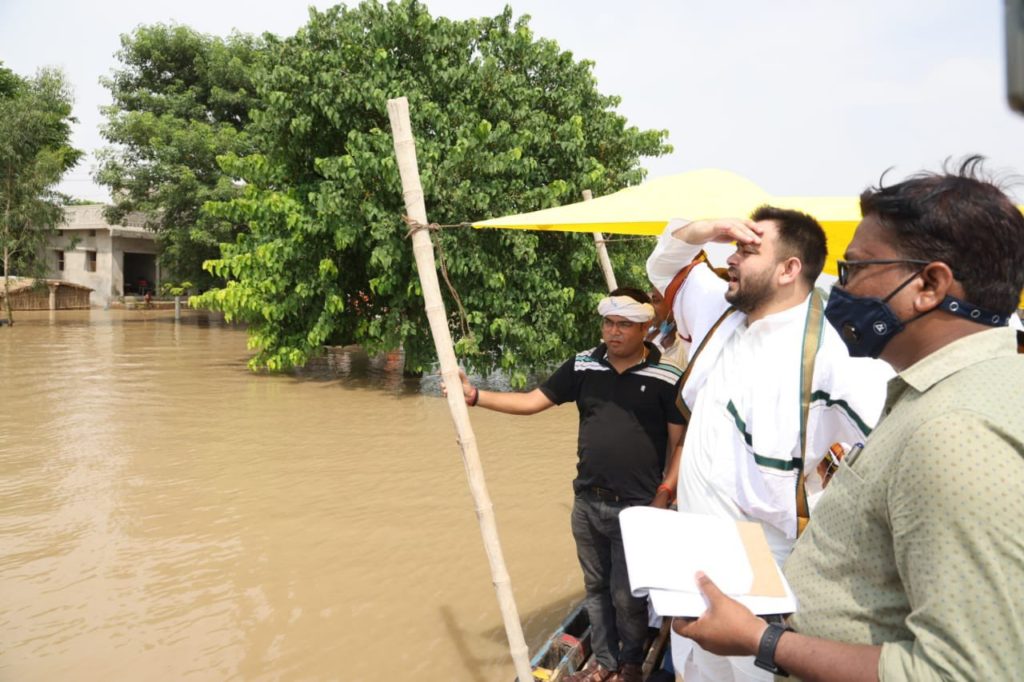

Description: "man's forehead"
753 219 780 243
733 219 778 251
846 214 896 258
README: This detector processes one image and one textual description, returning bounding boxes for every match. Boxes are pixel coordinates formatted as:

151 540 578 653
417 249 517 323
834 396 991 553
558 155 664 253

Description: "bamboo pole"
585 190 618 291
386 97 533 682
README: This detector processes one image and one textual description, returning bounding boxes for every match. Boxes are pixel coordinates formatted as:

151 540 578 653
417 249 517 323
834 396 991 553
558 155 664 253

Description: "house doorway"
123 253 158 295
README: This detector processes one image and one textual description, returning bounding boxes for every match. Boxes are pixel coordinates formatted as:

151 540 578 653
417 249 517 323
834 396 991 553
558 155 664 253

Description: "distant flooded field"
0 310 583 681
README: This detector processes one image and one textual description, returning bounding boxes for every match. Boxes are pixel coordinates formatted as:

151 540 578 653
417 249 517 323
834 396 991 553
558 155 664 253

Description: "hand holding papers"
619 506 797 617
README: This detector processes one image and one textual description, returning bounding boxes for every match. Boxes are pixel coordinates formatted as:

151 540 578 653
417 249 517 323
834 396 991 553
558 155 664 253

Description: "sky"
1 0 1022 203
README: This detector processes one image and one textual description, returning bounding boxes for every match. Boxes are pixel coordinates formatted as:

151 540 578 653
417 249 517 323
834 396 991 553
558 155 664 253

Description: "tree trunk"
3 178 13 326
2 245 13 326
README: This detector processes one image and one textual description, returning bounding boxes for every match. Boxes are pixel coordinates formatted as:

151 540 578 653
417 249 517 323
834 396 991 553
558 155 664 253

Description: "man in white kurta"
646 209 888 682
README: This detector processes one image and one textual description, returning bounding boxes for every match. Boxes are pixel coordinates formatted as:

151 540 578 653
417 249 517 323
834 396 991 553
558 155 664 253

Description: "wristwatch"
753 623 790 677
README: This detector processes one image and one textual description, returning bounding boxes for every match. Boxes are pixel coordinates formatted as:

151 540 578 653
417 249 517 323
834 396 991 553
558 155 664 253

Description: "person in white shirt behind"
646 287 691 369
646 205 889 682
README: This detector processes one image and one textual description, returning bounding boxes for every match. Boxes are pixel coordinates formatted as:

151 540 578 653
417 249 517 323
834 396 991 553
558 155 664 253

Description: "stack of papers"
619 506 797 617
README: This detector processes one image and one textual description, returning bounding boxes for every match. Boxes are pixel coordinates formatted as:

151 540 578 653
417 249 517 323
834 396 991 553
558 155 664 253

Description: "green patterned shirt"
785 327 1024 681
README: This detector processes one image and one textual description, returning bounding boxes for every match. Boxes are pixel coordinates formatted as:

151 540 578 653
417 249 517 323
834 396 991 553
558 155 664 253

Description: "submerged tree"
194 0 670 381
0 63 82 325
97 24 263 289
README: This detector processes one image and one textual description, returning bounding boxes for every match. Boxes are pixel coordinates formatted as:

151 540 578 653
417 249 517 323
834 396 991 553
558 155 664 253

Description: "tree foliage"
0 63 82 325
194 0 670 382
97 24 263 288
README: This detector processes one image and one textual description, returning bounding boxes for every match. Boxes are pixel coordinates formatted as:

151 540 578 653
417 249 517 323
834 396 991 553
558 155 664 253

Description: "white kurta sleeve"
646 220 699 294
646 220 731 349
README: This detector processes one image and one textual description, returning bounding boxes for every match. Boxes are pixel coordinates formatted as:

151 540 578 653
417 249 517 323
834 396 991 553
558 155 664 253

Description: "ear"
777 256 803 286
914 262 955 313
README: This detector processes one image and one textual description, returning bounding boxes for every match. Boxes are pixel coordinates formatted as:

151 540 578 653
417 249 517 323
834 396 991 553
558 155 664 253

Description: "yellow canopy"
471 168 858 276
473 169 1024 308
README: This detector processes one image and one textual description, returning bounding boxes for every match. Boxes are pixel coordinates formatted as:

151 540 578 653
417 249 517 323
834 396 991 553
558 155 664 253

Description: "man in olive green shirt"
671 157 1024 682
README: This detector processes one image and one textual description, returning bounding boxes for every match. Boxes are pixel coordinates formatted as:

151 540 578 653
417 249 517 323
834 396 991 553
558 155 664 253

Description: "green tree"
0 63 82 325
96 24 263 289
197 0 670 382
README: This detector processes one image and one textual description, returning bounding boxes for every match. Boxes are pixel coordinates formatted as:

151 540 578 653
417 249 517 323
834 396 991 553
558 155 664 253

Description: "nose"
727 251 740 268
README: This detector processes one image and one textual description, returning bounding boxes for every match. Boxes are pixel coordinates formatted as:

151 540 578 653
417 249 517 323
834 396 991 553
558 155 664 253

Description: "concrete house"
45 205 160 307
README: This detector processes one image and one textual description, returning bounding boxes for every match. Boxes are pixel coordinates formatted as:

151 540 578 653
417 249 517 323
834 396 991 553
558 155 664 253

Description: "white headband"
597 296 655 322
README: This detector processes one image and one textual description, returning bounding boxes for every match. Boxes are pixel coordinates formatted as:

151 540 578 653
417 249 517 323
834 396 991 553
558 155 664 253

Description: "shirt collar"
645 342 663 365
591 341 662 368
899 327 1018 393
743 293 810 334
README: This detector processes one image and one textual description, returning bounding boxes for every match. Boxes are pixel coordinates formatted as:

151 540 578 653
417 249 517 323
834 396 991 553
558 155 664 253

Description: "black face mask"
825 272 1009 358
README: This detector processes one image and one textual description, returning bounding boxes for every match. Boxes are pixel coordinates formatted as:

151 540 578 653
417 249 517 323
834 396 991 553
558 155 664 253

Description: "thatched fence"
0 279 92 310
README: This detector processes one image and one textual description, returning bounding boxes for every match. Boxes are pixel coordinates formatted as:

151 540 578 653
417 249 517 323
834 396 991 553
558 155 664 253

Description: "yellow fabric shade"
472 169 1024 307
472 169 858 276
474 169 770 235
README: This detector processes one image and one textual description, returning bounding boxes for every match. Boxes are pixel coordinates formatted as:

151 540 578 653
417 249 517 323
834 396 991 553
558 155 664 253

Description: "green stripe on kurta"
754 453 803 472
726 400 754 446
810 390 873 436
726 400 802 471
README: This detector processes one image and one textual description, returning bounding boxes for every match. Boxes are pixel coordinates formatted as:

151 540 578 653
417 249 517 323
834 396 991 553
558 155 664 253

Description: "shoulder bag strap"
796 291 825 536
662 251 709 313
674 305 736 424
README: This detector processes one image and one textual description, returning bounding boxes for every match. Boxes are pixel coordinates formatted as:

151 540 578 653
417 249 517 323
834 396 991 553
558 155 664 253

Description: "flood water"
0 310 584 681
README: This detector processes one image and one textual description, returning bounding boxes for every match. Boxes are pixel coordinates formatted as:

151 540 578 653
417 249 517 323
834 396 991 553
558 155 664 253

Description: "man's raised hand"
675 218 763 247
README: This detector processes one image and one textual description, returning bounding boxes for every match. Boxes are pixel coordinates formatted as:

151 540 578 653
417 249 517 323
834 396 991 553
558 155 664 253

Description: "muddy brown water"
0 310 585 681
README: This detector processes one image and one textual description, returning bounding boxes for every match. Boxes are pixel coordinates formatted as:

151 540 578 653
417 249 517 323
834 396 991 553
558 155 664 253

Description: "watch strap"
754 623 790 677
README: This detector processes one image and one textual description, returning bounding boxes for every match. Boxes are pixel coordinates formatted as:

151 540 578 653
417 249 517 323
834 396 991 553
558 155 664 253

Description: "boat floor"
524 604 675 681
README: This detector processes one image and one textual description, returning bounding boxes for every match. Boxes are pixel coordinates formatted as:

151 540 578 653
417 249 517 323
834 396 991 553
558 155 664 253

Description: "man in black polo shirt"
446 287 685 682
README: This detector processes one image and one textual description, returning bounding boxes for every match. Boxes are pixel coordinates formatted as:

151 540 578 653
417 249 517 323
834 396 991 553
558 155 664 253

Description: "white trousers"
670 632 772 682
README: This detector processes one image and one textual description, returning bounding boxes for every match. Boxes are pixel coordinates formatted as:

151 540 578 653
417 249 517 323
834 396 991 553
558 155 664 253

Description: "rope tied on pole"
401 218 473 237
402 215 474 341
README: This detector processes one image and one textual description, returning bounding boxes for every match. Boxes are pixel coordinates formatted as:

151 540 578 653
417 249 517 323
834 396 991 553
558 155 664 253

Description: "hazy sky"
2 0 1022 203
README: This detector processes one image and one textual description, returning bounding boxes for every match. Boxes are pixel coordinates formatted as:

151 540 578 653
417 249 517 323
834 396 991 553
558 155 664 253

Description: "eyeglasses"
836 259 930 287
601 318 639 331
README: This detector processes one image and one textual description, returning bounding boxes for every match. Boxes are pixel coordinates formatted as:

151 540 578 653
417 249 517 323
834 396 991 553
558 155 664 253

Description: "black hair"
608 286 652 305
750 204 827 286
859 156 1024 316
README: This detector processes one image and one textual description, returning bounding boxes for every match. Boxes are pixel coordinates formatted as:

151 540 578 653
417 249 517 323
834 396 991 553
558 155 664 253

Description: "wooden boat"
521 605 673 681
523 603 589 681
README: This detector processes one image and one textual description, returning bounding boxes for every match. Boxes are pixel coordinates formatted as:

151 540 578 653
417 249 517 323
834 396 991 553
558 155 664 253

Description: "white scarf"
597 296 655 322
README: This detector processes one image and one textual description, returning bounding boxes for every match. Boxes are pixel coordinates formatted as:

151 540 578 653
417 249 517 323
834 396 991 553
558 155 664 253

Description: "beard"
725 267 775 313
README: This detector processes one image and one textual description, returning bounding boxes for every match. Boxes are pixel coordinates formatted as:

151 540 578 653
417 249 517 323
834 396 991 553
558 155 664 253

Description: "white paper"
619 506 797 617
646 581 796 618
619 507 753 595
